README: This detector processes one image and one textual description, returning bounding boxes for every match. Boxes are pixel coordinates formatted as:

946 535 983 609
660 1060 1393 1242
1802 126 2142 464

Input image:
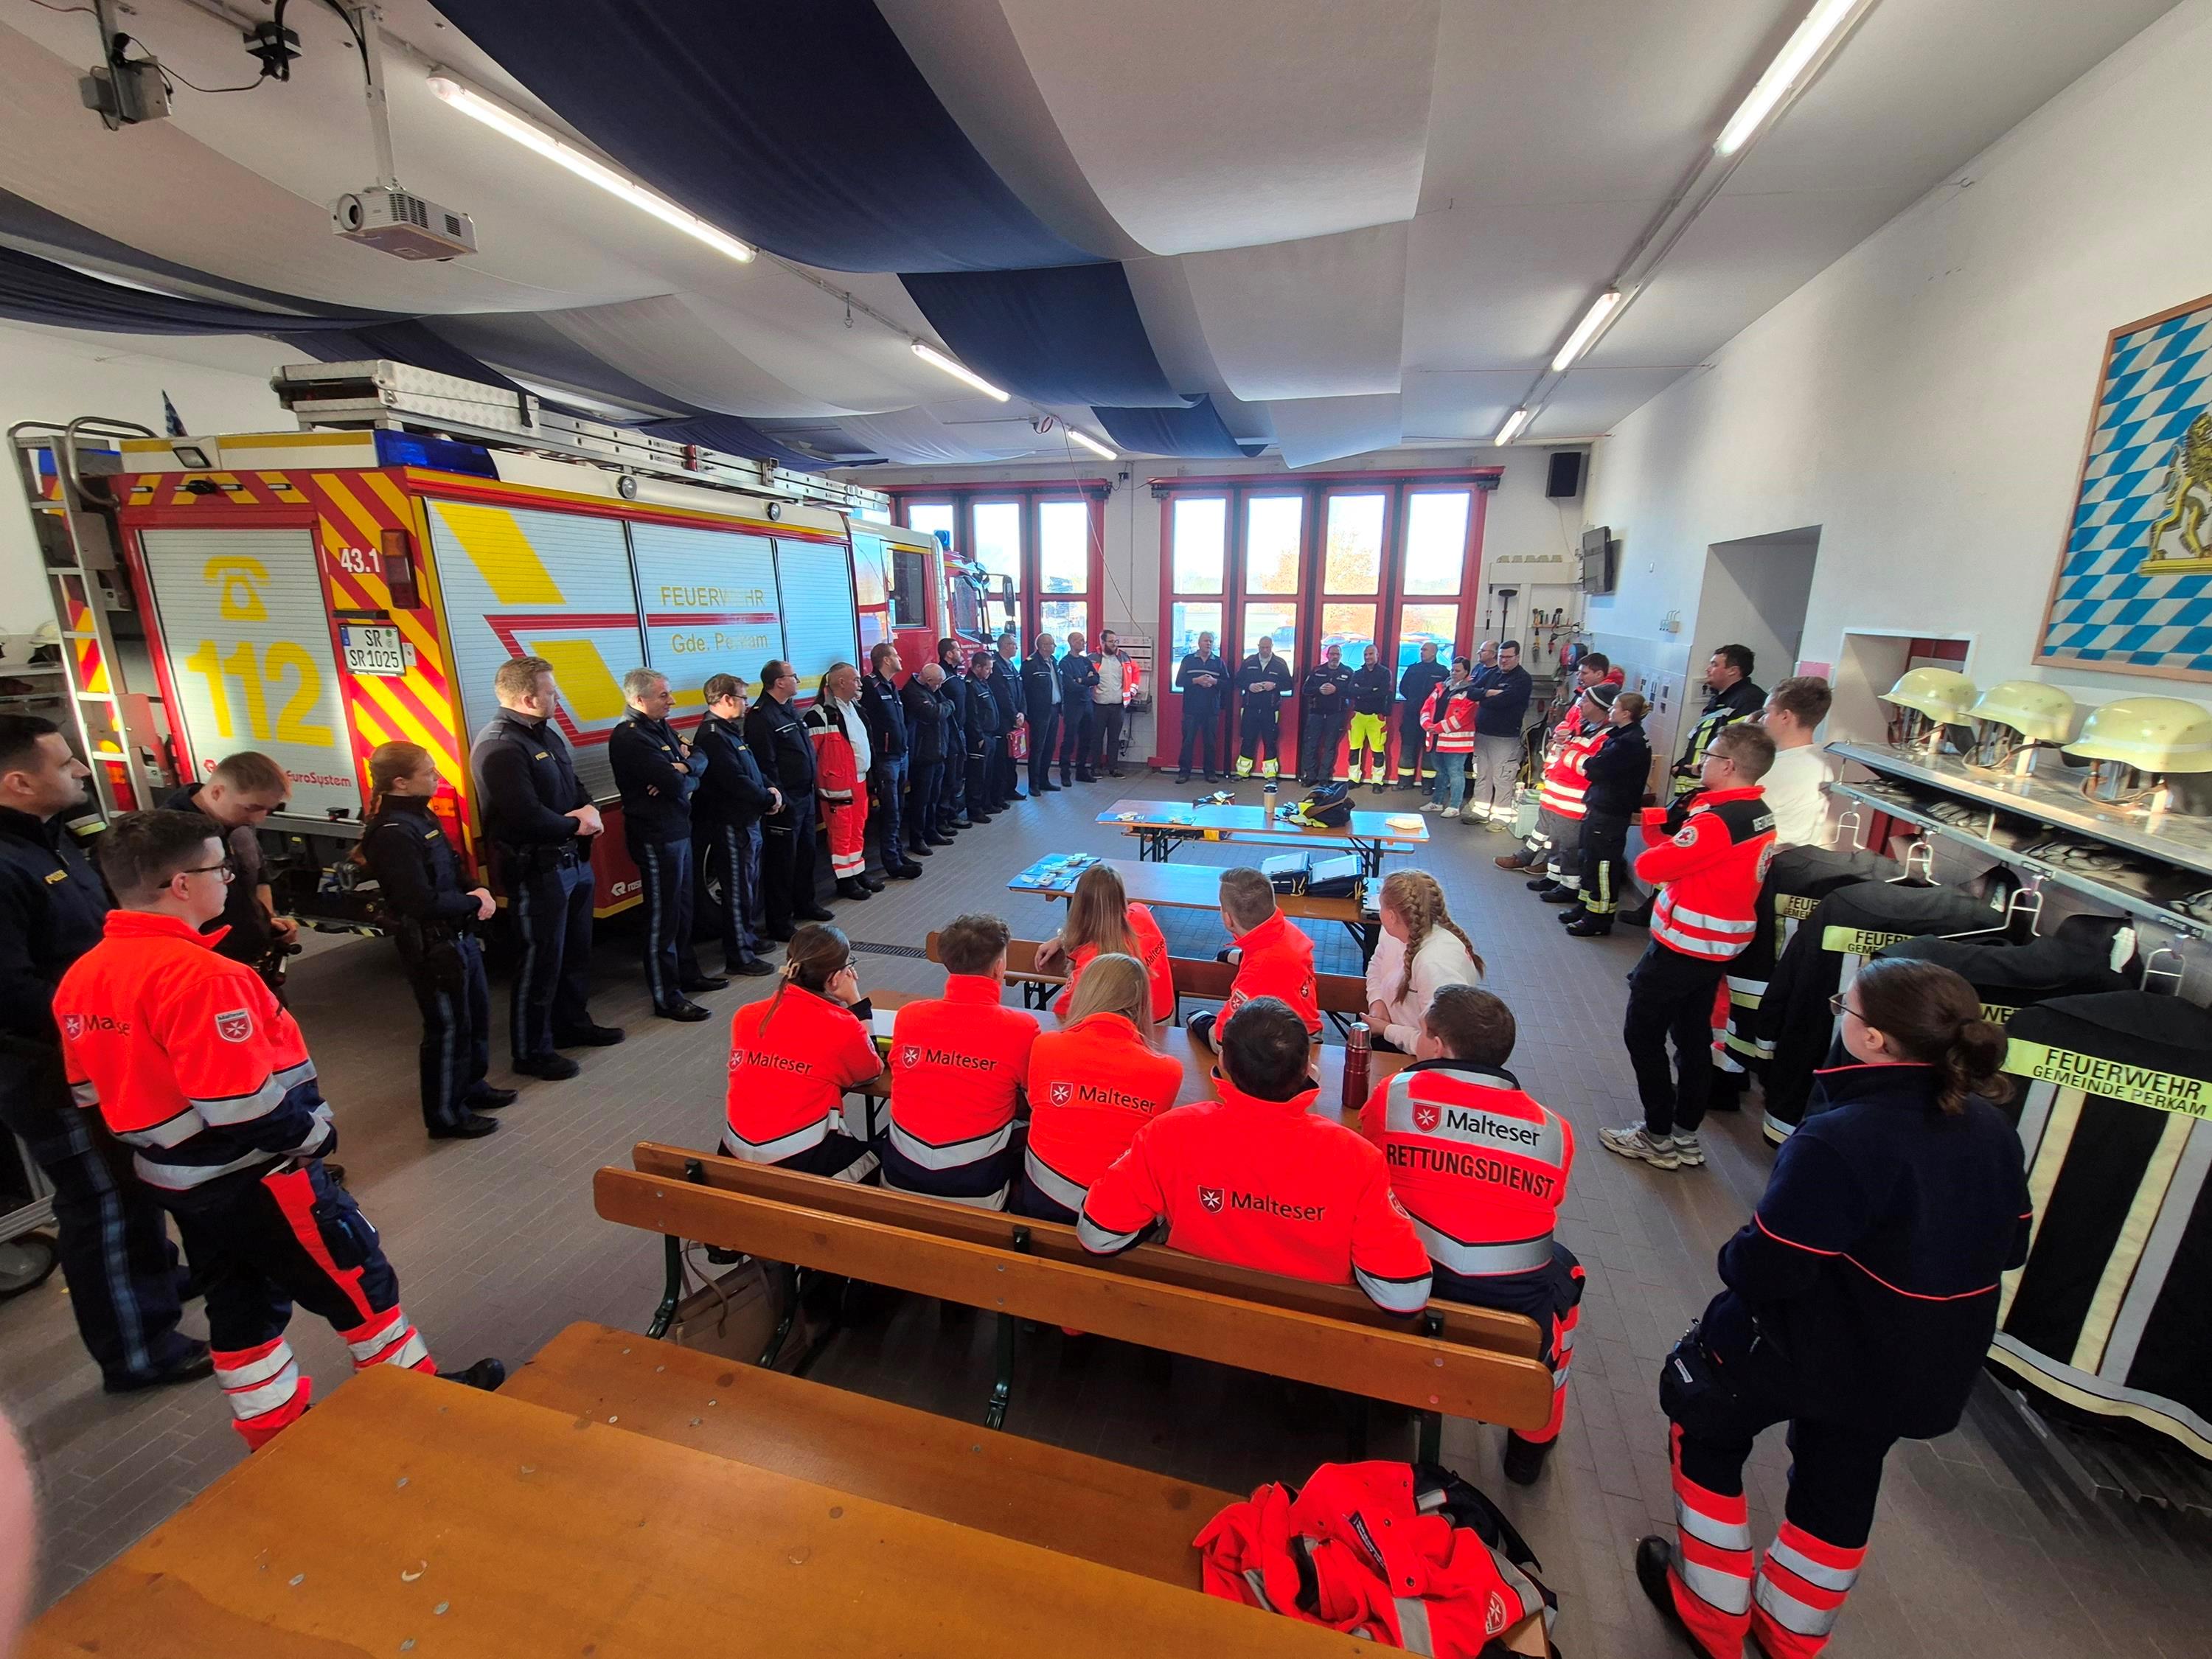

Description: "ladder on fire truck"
6 417 170 821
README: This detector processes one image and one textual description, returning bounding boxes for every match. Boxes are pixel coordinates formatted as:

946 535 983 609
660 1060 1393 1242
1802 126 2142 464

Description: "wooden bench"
507 1320 1235 1588
598 1143 1552 1459
925 931 1371 1031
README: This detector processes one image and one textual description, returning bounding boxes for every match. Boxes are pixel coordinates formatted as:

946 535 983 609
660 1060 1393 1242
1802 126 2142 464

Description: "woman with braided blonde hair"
1365 869 1484 1051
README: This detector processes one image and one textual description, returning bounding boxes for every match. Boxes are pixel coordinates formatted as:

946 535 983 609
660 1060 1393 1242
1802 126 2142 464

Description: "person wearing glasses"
55 809 504 1451
1635 957 2029 1659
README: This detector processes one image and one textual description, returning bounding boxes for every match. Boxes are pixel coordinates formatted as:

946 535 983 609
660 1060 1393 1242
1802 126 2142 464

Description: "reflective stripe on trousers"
1022 1147 1089 1216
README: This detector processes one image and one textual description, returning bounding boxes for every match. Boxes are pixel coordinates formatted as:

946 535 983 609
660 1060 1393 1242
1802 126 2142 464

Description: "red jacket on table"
1362 1060 1573 1282
886 974 1040 1164
1537 720 1606 819
723 984 881 1164
1420 684 1478 754
1023 1011 1185 1211
1051 900 1175 1026
1223 908 1321 1037
1635 785 1776 962
55 911 333 1208
1077 1077 1433 1313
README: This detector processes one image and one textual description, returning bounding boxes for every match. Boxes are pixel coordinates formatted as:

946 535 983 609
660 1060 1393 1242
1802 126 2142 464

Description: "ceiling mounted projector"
332 185 478 261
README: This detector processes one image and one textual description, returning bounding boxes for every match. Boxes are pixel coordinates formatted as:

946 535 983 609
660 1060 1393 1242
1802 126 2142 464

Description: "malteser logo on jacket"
1413 1102 1441 1133
62 1012 82 1041
1050 1081 1074 1105
214 1007 254 1044
1196 1184 1326 1222
902 1045 997 1072
900 1046 921 1068
1200 1186 1225 1213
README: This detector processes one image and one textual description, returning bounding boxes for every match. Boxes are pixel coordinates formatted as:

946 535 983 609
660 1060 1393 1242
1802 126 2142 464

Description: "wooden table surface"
1014 856 1368 925
860 988 1404 1113
1096 798 1430 847
26 1366 1374 1659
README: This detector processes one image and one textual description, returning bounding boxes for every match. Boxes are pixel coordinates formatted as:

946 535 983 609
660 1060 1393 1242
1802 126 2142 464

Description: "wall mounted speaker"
1545 451 1585 500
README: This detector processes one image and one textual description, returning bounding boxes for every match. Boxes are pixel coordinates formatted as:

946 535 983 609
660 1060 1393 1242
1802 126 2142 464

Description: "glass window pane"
1038 500 1090 595
1239 602 1298 666
1039 599 1089 644
972 501 1023 594
1319 603 1377 664
1169 602 1222 661
905 501 956 549
1402 493 1471 594
1397 603 1458 670
1172 498 1226 594
1243 496 1303 594
1323 494 1384 594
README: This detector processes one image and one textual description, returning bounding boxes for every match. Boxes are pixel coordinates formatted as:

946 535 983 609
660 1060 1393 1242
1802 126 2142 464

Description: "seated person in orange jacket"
1033 862 1175 1026
880 912 1040 1208
1079 997 1432 1313
1363 984 1583 1487
1187 866 1321 1051
1017 953 1184 1222
723 923 883 1181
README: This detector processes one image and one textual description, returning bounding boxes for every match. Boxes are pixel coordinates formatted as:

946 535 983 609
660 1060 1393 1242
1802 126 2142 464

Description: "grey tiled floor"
5 771 2210 1655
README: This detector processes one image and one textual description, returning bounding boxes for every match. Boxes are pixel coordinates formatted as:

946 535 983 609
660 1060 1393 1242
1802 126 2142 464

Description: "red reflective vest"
1223 909 1321 1037
886 975 1040 1165
1537 717 1605 819
1362 1060 1574 1279
1637 786 1776 962
1078 1077 1433 1312
54 910 333 1200
1024 1012 1186 1210
1052 901 1175 1026
1421 684 1478 754
723 985 880 1163
803 700 862 806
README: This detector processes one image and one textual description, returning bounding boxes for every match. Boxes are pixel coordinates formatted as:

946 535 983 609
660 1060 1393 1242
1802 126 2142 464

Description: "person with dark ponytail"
1638 958 2031 1659
360 742 512 1140
721 923 882 1181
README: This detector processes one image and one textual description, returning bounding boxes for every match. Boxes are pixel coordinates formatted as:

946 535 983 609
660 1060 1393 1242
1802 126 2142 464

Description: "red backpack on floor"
1196 1461 1560 1657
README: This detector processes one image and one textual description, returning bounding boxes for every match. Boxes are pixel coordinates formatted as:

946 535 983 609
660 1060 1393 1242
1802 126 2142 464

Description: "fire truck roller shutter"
138 528 359 818
775 538 861 698
424 501 645 801
630 523 785 709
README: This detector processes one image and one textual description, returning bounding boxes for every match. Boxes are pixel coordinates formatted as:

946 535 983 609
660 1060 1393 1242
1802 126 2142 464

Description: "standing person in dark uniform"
1670 645 1766 803
746 659 832 940
1394 641 1450 790
1346 644 1396 791
1022 631 1064 796
161 750 295 992
964 650 1003 824
1175 630 1228 783
609 668 717 1023
358 741 513 1139
991 632 1026 807
1059 632 1100 783
934 638 971 829
692 674 777 977
861 644 922 880
1638 959 2030 1659
1298 644 1352 785
0 715 206 1393
902 662 953 852
470 655 622 1081
1236 636 1290 779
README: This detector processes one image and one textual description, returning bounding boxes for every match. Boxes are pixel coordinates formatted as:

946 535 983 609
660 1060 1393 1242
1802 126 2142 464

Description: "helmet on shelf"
2063 696 2212 774
1966 681 2077 768
1880 667 1977 754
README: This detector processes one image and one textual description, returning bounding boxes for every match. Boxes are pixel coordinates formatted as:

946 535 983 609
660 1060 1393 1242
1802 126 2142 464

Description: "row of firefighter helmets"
1878 669 2212 810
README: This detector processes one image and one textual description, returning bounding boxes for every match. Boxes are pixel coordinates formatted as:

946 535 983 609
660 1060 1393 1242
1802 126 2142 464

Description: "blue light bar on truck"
372 429 498 477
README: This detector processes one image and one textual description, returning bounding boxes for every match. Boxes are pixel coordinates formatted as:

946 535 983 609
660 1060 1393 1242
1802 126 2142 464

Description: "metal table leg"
646 1233 685 1339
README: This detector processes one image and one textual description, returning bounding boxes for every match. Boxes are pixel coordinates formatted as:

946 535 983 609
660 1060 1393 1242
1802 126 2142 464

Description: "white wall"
0 322 292 636
1583 0 2212 717
833 442 1580 646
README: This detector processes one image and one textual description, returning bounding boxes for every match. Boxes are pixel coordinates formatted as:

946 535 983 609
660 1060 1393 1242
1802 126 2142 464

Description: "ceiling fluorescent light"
911 340 1011 403
1065 426 1116 460
427 76 755 263
1550 290 1621 374
1715 0 1859 156
1495 408 1531 445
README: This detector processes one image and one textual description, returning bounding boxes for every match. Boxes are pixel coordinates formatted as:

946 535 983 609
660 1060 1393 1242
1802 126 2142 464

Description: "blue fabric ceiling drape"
1093 394 1267 459
638 413 830 474
433 0 1095 274
900 263 1187 408
0 242 394 336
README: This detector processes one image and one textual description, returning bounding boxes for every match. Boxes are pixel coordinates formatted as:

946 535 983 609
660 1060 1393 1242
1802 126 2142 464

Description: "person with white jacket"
1364 869 1484 1051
